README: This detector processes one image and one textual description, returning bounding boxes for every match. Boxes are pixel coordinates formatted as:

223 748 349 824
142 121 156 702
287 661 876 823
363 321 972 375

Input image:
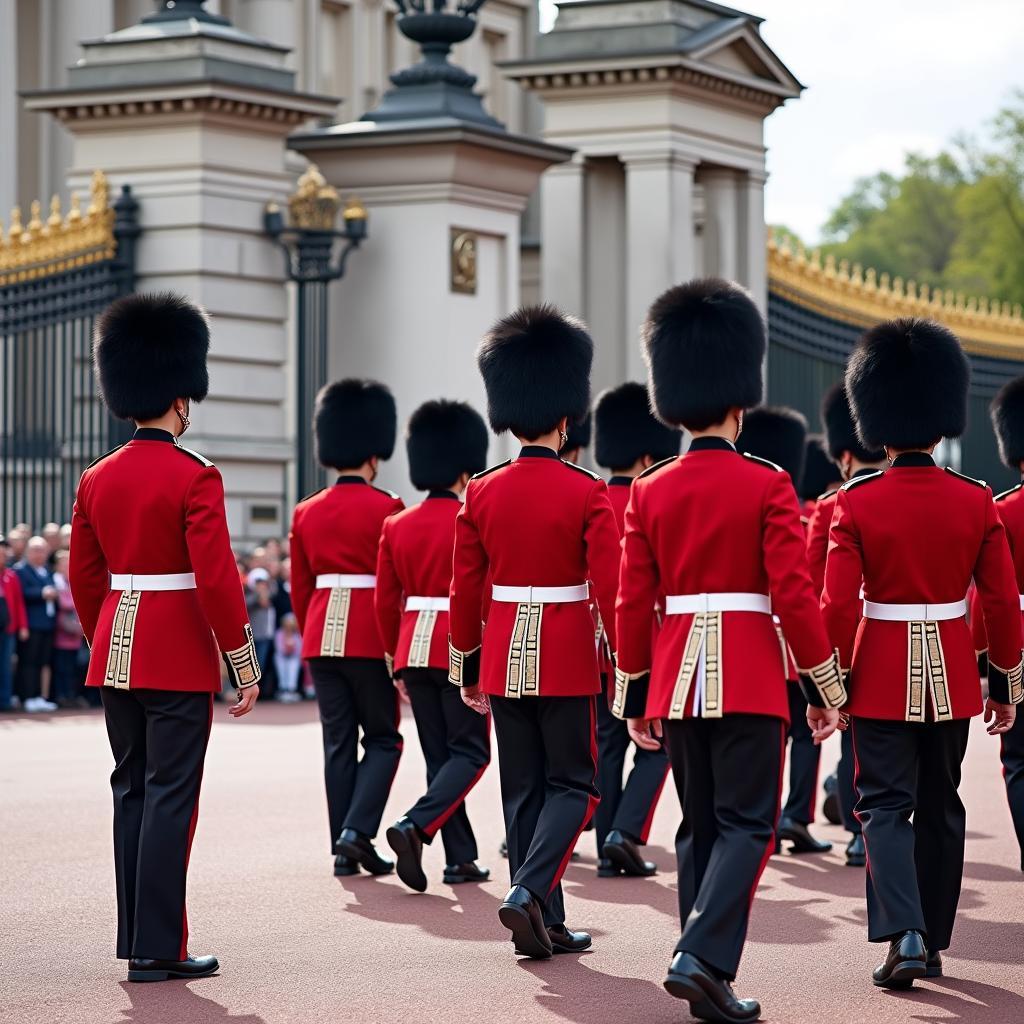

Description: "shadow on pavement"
116 980 267 1024
878 976 1024 1023
962 860 1023 883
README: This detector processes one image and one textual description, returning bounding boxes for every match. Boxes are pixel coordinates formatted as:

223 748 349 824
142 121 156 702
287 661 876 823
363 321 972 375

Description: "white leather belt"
863 599 968 622
316 574 376 589
665 592 771 615
110 572 196 592
405 596 450 612
491 583 589 604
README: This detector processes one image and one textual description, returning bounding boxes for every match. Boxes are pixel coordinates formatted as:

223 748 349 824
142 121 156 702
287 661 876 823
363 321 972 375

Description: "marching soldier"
378 400 492 892
449 305 621 959
70 293 261 982
973 376 1024 871
822 318 1022 987
810 383 887 868
591 382 677 877
739 406 834 856
289 379 404 877
616 279 845 1023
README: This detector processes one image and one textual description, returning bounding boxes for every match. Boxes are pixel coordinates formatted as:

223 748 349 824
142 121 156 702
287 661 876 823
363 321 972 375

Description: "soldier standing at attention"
823 319 1022 987
590 382 678 878
616 279 845 1024
448 306 621 960
809 383 887 868
378 400 492 892
70 293 261 982
289 379 404 878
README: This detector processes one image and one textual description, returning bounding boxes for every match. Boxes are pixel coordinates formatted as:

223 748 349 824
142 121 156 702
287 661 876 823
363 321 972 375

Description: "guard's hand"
18 628 29 642
230 684 259 718
461 685 490 716
807 706 840 745
395 678 411 704
627 717 663 751
984 698 1016 735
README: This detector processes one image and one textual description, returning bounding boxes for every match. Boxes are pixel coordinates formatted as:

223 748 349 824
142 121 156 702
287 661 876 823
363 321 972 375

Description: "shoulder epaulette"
299 487 326 503
174 444 214 468
944 467 986 489
471 460 511 481
638 456 676 480
372 484 401 500
994 482 1023 502
842 469 884 491
741 452 783 472
563 460 600 480
86 443 126 470
817 489 836 502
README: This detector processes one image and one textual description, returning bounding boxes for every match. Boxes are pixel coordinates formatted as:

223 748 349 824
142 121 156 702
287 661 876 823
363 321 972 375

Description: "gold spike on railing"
0 170 117 285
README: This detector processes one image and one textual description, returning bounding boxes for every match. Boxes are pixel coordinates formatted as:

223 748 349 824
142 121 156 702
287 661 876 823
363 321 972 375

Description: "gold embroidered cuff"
797 650 846 709
989 657 1024 705
612 667 650 720
384 652 394 679
448 639 481 688
223 623 261 690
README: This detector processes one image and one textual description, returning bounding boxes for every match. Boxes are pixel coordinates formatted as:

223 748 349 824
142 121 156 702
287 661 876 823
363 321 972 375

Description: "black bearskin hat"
564 412 591 454
594 382 681 469
991 376 1024 470
477 305 593 439
94 292 210 421
846 318 969 451
739 406 808 492
642 278 765 431
801 435 842 501
820 382 885 464
314 378 396 469
406 399 489 491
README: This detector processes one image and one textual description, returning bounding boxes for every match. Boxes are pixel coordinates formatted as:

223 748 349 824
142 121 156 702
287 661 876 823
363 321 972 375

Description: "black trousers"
851 717 970 949
837 728 861 834
101 686 213 961
15 628 53 701
1002 713 1024 870
781 683 822 824
401 667 490 865
594 674 669 854
665 714 786 980
308 656 403 850
491 694 599 927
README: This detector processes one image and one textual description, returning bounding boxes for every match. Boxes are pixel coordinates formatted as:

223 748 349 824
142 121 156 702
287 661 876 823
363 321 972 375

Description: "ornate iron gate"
0 172 139 530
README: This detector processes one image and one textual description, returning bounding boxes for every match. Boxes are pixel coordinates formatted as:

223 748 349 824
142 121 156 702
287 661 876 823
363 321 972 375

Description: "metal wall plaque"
450 228 477 294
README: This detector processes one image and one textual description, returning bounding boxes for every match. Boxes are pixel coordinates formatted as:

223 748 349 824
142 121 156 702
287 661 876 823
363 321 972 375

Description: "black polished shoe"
386 817 427 892
602 830 657 877
872 930 928 988
822 772 841 825
516 924 592 955
335 828 395 876
926 951 943 978
498 885 553 960
845 833 866 868
663 952 760 1023
334 853 360 876
127 955 219 983
777 816 832 854
499 839 508 858
443 861 490 884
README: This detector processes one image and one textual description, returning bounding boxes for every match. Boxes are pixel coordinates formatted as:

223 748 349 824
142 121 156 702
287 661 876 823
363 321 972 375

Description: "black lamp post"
263 165 368 502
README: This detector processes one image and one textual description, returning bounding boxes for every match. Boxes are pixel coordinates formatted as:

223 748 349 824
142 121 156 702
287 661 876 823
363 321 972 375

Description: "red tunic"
822 455 1023 720
448 446 621 698
376 491 461 673
289 477 404 660
971 482 1024 660
806 490 837 599
69 430 260 693
615 437 841 722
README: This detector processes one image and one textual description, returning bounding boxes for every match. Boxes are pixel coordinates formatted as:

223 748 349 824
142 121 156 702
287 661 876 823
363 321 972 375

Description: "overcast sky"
540 0 1024 243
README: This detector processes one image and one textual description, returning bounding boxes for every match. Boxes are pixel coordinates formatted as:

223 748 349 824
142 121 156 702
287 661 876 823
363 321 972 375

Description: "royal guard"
739 406 834 857
811 383 887 868
616 279 845 1024
972 376 1024 871
289 379 404 877
448 305 621 960
800 435 842 516
591 382 677 877
822 318 1022 987
377 400 492 892
70 293 261 982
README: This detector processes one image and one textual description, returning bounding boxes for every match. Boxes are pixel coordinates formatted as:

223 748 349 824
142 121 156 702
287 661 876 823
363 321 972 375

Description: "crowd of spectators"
1 526 308 712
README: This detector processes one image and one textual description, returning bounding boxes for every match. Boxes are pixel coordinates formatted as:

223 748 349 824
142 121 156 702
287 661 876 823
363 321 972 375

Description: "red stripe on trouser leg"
548 697 600 896
638 764 671 844
747 720 787 911
423 724 492 837
179 694 214 961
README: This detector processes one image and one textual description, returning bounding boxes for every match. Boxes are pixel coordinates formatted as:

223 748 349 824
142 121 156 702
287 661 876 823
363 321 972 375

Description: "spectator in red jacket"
0 534 29 711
